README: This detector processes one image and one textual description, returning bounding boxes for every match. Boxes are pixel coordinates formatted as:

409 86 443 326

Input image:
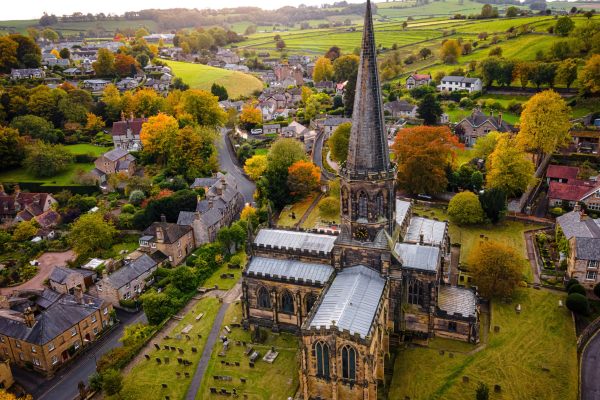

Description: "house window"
19 353 23 361
103 307 108 315
555 199 562 206
151 243 156 248
169 256 173 262
49 342 55 351
188 232 191 239
408 280 424 307
4 348 8 355
126 282 130 289
71 328 77 336
589 261 599 269
258 287 271 309
179 250 182 257
358 192 368 219
92 315 97 323
33 357 40 366
103 320 108 328
15 340 20 348
178 240 181 247
341 345 356 380
316 342 330 376
74 340 79 349
0 336 3 343
587 271 597 280
589 203 600 211
31 345 36 353
97 285 102 292
94 327 99 335
281 291 294 313
569 201 577 207
52 355 57 364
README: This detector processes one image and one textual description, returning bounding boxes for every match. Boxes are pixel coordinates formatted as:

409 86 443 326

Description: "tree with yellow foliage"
241 108 263 126
158 38 165 48
181 42 190 54
440 39 461 63
0 392 33 400
50 49 61 59
244 155 267 180
140 113 179 164
12 220 38 241
301 86 311 104
468 240 523 297
240 204 258 222
313 57 334 83
149 44 158 56
487 134 535 197
180 90 227 127
580 54 600 95
85 113 105 133
517 90 571 167
287 159 321 199
131 87 164 117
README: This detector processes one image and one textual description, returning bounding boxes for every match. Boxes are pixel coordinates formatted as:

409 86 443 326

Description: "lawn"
276 194 317 228
65 143 114 156
164 61 263 99
253 149 268 156
444 107 520 125
201 247 247 291
389 288 577 400
456 149 476 166
0 163 95 186
300 195 340 230
195 301 300 400
106 297 222 400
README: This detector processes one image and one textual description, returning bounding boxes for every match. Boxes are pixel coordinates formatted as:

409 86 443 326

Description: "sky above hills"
5 1 369 21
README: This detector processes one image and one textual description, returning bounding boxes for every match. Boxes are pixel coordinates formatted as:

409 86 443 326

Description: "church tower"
338 0 397 248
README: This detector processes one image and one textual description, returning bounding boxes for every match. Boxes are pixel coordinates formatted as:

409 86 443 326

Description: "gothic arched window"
341 186 349 216
341 345 356 379
258 287 270 309
306 294 317 314
358 192 368 219
376 191 384 217
408 280 424 307
281 291 294 313
316 342 330 376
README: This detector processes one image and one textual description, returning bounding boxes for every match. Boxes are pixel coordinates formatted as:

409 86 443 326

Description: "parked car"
417 193 432 200
251 129 263 135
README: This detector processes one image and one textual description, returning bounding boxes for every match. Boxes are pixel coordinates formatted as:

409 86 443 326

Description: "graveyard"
195 301 300 400
388 288 578 400
106 297 222 400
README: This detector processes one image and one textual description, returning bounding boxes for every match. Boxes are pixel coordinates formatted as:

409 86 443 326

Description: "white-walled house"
437 76 482 93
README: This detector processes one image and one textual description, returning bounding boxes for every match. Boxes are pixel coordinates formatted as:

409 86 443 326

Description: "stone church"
241 2 480 398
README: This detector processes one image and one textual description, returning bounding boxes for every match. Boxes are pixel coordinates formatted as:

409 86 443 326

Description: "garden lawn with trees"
389 288 577 400
195 301 300 400
0 162 95 185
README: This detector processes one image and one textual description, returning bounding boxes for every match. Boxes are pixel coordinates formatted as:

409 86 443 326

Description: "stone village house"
0 185 58 224
455 108 516 146
49 266 97 295
139 216 195 266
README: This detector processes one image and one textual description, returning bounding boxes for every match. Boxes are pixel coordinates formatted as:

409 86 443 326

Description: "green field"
165 61 262 99
0 163 95 186
195 301 300 400
65 143 114 156
106 297 221 400
389 288 577 400
0 18 157 35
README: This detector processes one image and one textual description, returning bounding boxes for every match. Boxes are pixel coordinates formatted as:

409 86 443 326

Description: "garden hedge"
565 278 581 292
568 284 587 296
566 293 589 315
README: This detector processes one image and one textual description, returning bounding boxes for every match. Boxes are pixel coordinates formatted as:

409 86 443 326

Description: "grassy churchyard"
388 288 577 400
106 297 221 400
195 301 300 400
276 194 317 227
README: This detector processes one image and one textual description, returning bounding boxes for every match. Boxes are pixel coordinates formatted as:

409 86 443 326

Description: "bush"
129 190 146 207
119 299 142 308
560 260 568 270
89 372 103 391
594 282 600 298
568 283 587 296
122 204 135 214
25 361 33 370
565 278 580 292
157 276 171 288
546 278 557 285
319 197 340 214
566 293 589 315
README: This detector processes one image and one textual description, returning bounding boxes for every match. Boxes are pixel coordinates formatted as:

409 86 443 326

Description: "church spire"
345 0 390 176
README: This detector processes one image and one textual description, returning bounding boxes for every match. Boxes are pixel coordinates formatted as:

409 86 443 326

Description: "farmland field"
0 18 157 35
165 61 263 99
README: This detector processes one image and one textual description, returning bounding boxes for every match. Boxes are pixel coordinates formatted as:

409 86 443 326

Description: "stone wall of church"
402 269 439 337
339 246 386 274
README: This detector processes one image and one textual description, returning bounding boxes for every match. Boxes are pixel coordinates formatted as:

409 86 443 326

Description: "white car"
250 129 263 135
417 193 432 200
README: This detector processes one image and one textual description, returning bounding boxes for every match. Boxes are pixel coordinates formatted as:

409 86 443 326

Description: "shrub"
546 278 557 285
122 204 135 214
560 260 568 270
25 361 33 370
157 276 171 288
568 283 587 296
319 197 340 214
89 372 103 391
565 278 580 292
594 282 600 298
566 293 589 315
129 190 146 206
119 299 141 308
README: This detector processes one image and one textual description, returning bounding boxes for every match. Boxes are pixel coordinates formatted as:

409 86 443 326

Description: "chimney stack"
0 295 9 309
156 226 164 243
581 210 588 221
160 214 166 223
197 195 201 203
472 108 476 115
195 211 200 220
74 287 84 305
498 112 502 126
490 110 493 117
222 179 227 191
419 231 424 246
24 307 36 328
574 204 582 212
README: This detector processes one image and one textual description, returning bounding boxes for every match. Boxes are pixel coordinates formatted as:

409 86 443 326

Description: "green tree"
102 369 124 399
42 29 59 41
568 284 587 296
566 293 589 315
481 3 493 18
237 143 254 164
420 47 432 60
476 56 502 87
10 114 57 143
59 48 70 59
22 142 74 177
0 127 24 169
329 122 351 163
506 6 518 17
171 266 198 293
416 93 442 125
554 58 579 89
26 27 40 41
555 16 575 36
211 83 229 101
479 187 506 223
448 191 485 224
473 131 501 159
0 37 19 73
230 223 247 249
476 382 490 400
218 226 233 253
129 190 146 206
135 28 149 40
70 212 117 255
471 170 484 191
570 19 599 51
344 66 358 116
9 34 41 66
181 90 227 127
93 48 115 76
12 220 38 241
136 53 149 68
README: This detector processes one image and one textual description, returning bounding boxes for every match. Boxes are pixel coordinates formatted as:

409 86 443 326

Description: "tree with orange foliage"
240 107 263 127
391 126 463 194
85 113 105 133
287 159 321 199
114 53 137 76
140 113 179 164
57 81 76 92
141 189 174 208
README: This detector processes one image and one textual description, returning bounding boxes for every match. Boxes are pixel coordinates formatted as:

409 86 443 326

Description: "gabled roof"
576 237 600 261
408 73 431 80
458 110 514 133
103 252 167 289
49 266 95 285
177 211 196 226
103 147 129 161
547 181 593 202
247 256 334 283
254 229 337 253
405 216 447 246
395 199 411 227
324 117 351 126
142 222 192 244
308 265 385 338
384 99 416 113
546 165 579 180
556 211 600 239
393 243 440 272
438 286 477 318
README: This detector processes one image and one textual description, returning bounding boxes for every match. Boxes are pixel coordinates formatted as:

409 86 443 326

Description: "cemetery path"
524 232 542 284
185 302 229 400
294 193 324 228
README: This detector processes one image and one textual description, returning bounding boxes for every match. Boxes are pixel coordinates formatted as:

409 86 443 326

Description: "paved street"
582 330 600 400
17 308 146 400
218 128 256 206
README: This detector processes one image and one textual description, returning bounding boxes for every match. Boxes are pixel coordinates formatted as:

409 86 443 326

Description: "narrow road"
22 309 146 400
582 329 600 400
218 128 256 207
312 132 336 181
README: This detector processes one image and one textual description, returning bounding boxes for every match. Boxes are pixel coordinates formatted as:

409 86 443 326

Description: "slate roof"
395 199 412 227
0 292 107 346
324 117 351 126
334 225 391 251
576 237 600 261
547 181 594 202
437 286 477 318
199 207 223 227
254 229 337 253
49 266 95 285
117 160 132 170
36 289 63 309
263 124 281 129
246 256 334 283
405 217 447 246
142 222 192 244
393 243 440 272
384 99 417 113
88 168 106 178
308 265 385 338
103 147 129 161
177 211 196 226
314 81 334 89
546 165 579 181
459 110 514 133
103 252 167 289
190 173 225 189
556 211 600 239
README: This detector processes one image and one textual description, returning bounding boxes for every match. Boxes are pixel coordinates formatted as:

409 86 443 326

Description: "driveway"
1 250 76 295
582 330 600 400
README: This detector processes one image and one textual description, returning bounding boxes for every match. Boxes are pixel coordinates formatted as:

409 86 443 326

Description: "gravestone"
226 362 230 366
449 353 454 358
250 351 260 362
439 350 444 355
244 345 253 356
196 313 204 322
176 372 181 377
164 356 169 363
170 346 176 351
542 365 549 371
165 397 170 400
219 352 226 357
221 389 227 394
506 298 512 304
236 341 241 346
494 326 500 332
225 326 231 333
213 375 219 379
178 348 184 354
494 385 501 392
185 372 190 378
516 304 521 314
162 383 167 388
156 358 162 364
186 335 191 340
241 378 246 383
242 341 246 346
198 334 202 339
224 342 230 351
235 362 240 366
145 354 150 360
463 376 469 383
233 388 237 395
154 344 160 350
263 349 279 363
175 334 183 340
177 358 183 364
192 347 197 353
221 361 225 365
164 345 169 350
165 336 170 339
210 388 217 394
249 362 255 368
182 324 193 334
